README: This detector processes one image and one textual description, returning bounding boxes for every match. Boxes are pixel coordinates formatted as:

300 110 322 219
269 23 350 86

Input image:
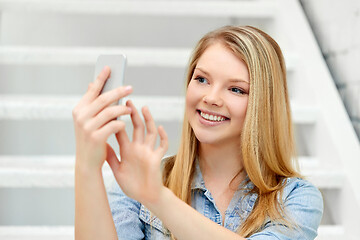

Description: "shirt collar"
191 158 207 191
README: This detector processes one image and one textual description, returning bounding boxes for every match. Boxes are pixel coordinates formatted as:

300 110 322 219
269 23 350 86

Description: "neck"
198 141 244 187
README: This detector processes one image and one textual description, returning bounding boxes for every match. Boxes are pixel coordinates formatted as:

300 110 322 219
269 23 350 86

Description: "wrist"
75 158 103 176
144 186 173 214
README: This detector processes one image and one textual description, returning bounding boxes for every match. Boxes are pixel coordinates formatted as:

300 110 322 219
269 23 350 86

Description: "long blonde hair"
163 25 301 237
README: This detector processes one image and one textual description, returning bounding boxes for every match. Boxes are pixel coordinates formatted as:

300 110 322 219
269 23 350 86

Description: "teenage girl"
73 26 323 239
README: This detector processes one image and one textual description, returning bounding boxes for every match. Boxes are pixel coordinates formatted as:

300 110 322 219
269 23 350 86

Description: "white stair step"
304 170 345 189
0 46 190 67
0 156 344 188
316 225 346 240
0 155 114 188
291 103 319 124
0 46 297 70
0 0 276 18
0 95 184 121
0 95 316 124
0 226 74 240
0 224 345 240
299 157 345 189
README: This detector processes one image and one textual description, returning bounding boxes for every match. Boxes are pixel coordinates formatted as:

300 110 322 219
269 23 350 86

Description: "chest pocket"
139 205 171 238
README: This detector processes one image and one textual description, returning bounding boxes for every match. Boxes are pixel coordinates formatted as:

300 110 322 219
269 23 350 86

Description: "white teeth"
200 111 225 122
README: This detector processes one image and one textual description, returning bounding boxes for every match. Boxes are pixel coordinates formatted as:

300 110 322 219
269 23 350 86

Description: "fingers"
92 120 126 143
156 125 169 156
86 85 133 120
142 106 157 149
85 105 132 131
91 66 111 97
79 66 111 106
74 65 133 123
115 126 130 148
127 100 145 143
127 102 166 153
106 143 120 173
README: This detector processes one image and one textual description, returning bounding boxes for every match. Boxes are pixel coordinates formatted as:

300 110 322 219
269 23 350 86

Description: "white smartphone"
94 54 127 105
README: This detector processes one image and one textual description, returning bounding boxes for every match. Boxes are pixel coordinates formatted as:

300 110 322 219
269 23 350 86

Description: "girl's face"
186 42 250 147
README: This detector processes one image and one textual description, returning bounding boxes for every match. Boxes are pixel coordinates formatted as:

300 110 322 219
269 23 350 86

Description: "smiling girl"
73 26 323 239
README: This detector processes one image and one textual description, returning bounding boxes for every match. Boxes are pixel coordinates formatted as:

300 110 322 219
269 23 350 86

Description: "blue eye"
230 87 245 95
195 76 208 84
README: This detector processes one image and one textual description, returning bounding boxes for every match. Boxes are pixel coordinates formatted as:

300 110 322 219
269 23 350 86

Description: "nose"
203 87 223 107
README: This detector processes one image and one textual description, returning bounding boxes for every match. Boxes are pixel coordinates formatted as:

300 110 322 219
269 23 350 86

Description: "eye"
230 87 246 95
194 76 208 84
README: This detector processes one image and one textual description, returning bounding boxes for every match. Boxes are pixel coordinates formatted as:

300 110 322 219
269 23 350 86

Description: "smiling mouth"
197 110 229 122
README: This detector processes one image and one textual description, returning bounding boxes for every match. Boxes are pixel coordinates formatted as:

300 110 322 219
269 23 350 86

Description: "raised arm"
107 101 246 240
72 66 132 240
108 102 323 240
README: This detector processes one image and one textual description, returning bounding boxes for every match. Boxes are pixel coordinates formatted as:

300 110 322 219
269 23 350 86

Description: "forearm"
75 163 117 240
145 187 246 240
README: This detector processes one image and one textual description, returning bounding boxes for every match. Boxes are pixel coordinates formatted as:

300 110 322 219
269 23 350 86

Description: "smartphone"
94 54 127 105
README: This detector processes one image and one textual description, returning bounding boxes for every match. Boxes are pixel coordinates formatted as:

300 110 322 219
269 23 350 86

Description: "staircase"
0 0 359 239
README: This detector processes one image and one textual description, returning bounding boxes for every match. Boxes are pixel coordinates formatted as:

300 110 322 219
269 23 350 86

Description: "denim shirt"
108 161 323 240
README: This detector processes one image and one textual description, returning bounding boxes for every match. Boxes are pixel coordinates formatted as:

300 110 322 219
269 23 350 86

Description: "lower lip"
197 111 228 126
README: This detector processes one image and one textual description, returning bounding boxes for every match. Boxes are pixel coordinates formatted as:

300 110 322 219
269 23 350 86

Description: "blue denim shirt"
108 161 323 240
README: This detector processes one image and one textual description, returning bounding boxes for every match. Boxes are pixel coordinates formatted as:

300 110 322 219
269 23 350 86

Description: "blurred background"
0 0 359 239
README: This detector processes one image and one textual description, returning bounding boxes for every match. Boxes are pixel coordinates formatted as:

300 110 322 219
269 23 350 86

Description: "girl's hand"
106 100 169 206
72 66 133 171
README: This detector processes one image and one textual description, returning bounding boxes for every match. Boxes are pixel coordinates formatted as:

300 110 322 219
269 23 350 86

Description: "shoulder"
281 177 323 208
248 178 324 239
282 177 324 237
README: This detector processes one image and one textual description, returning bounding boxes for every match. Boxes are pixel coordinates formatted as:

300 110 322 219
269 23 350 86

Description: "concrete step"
0 225 344 239
316 225 346 240
0 226 73 240
299 157 345 189
0 155 344 189
0 46 190 67
0 0 277 18
0 95 317 123
0 156 113 188
0 155 113 188
0 46 296 70
0 95 184 121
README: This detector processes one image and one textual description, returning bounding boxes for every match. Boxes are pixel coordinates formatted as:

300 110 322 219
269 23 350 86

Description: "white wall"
301 0 360 139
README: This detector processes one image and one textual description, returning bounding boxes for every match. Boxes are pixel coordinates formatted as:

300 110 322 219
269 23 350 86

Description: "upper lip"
197 109 230 119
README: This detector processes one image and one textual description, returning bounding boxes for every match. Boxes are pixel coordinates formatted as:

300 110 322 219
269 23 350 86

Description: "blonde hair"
163 26 301 237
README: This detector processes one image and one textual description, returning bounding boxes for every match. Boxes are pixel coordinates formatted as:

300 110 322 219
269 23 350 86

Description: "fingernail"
124 85 132 92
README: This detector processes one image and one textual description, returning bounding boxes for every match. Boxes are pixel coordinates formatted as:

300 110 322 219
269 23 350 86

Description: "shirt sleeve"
107 180 145 240
247 178 324 240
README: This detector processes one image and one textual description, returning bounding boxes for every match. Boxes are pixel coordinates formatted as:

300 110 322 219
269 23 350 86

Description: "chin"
193 132 222 145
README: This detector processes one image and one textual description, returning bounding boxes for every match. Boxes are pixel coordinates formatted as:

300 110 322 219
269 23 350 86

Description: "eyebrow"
195 67 250 84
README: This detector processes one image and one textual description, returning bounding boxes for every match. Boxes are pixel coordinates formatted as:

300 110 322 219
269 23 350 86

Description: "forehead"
196 43 249 82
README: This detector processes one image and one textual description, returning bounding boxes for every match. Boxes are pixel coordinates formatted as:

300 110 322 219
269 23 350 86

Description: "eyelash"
194 76 246 95
194 76 208 84
230 87 246 95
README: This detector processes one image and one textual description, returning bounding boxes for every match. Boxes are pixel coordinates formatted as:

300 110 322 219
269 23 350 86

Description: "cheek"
185 83 199 109
185 90 194 117
230 98 249 123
